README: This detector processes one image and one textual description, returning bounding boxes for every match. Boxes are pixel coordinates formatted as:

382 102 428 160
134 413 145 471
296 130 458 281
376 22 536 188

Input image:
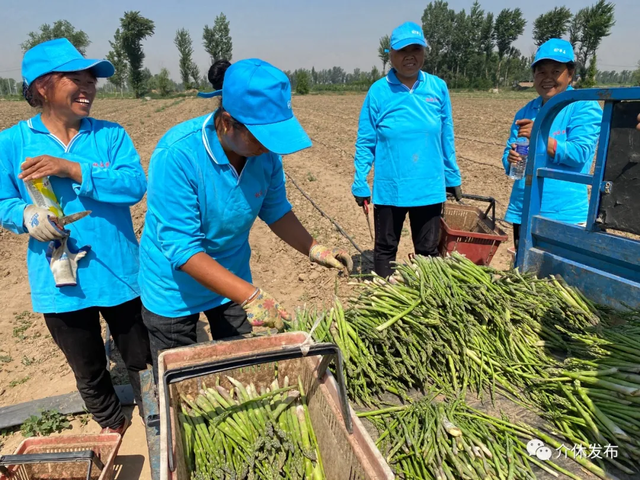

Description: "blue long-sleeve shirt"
139 112 293 318
351 69 461 207
0 114 146 313
503 89 602 225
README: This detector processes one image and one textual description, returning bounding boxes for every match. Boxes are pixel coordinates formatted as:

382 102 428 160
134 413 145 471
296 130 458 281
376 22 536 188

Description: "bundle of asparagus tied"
179 375 324 480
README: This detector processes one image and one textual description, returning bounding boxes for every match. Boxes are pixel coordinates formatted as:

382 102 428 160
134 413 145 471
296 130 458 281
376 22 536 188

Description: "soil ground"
0 91 556 479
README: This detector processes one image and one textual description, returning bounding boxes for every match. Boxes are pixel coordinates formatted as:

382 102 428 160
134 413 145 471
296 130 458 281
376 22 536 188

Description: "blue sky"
1 0 638 82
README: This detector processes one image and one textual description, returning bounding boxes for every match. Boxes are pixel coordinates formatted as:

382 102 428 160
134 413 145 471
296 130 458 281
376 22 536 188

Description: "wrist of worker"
547 138 558 158
238 283 261 307
309 241 328 261
61 160 83 183
308 239 319 255
240 287 261 307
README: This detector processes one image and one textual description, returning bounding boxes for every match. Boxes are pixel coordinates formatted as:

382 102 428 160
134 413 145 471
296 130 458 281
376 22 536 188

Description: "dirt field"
0 91 536 478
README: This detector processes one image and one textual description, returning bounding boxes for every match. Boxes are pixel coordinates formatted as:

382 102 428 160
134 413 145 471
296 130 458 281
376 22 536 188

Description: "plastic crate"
0 433 121 480
158 332 394 480
439 195 508 266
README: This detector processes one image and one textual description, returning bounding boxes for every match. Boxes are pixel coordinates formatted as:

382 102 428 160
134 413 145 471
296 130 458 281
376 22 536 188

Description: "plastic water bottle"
508 137 529 180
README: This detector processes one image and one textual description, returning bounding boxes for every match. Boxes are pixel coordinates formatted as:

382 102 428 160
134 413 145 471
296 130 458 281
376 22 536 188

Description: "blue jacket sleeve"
552 102 602 169
147 148 205 270
0 137 27 234
502 114 521 175
440 84 461 187
73 125 147 206
351 92 377 198
258 155 293 225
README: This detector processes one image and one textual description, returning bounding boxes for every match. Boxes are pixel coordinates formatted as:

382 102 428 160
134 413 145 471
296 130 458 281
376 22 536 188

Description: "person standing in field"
139 58 353 378
0 39 151 435
351 21 463 279
503 39 602 251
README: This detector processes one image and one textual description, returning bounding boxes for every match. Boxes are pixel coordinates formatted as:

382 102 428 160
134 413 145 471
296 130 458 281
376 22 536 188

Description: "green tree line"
7 0 637 100
16 11 233 98
377 0 617 89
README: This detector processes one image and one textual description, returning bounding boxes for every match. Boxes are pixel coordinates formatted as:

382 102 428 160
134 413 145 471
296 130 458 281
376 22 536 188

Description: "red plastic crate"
157 332 394 480
0 433 121 480
439 202 508 266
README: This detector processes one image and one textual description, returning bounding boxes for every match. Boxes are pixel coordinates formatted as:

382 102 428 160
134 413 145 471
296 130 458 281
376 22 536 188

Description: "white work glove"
23 205 67 242
45 237 91 287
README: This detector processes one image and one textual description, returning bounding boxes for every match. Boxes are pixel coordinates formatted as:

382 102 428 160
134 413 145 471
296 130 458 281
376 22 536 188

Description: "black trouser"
373 203 443 278
44 297 152 429
142 302 252 384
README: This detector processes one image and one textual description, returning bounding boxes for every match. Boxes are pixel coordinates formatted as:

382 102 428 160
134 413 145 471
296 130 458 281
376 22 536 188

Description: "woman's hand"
547 137 558 158
19 156 82 183
507 145 521 164
515 119 534 139
241 288 289 331
267 212 353 273
309 244 353 273
23 205 67 242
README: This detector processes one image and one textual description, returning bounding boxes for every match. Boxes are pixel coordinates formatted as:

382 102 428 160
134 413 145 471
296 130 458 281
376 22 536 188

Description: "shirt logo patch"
92 162 111 168
255 190 266 198
425 97 438 103
551 129 566 137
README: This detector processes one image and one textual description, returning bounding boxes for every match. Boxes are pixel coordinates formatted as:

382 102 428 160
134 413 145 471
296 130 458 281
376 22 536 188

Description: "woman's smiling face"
533 60 573 102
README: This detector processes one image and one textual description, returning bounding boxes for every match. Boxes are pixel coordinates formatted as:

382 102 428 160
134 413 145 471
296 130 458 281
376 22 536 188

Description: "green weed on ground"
9 376 29 387
155 98 186 113
20 410 71 438
12 320 32 340
21 356 36 366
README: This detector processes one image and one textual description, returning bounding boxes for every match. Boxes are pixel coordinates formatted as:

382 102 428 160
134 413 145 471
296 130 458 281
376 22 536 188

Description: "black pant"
142 302 252 384
513 224 521 250
44 297 152 429
373 203 443 278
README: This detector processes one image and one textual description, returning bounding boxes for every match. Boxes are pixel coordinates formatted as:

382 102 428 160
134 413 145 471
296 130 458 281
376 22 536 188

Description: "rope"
455 135 505 147
457 154 504 170
132 173 372 261
285 171 372 261
308 135 503 159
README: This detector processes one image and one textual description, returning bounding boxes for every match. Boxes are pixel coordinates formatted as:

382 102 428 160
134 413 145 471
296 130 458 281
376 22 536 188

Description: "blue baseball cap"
532 39 575 68
390 22 427 50
22 38 114 87
198 59 312 155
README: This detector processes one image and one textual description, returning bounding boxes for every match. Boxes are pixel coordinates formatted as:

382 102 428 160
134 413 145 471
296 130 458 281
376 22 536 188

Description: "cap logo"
412 30 422 36
287 100 292 109
553 48 567 54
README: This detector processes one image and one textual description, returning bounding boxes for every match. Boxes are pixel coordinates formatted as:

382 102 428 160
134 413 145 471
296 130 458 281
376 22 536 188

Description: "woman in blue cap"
351 21 463 279
503 38 602 251
140 59 352 375
0 39 151 435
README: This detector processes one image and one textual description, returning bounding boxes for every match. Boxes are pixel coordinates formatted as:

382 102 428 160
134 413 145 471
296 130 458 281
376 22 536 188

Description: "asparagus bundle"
179 375 324 480
292 254 585 403
359 397 610 480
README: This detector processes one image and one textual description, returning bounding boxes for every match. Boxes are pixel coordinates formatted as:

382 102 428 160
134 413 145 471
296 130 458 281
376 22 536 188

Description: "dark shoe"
100 416 131 436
